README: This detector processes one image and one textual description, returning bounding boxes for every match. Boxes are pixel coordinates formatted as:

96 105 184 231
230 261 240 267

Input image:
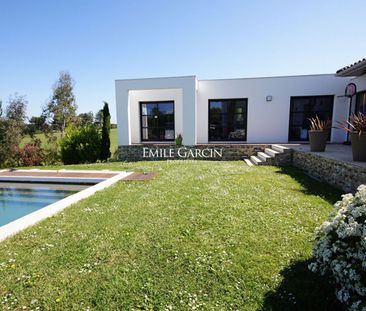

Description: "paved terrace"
291 144 366 168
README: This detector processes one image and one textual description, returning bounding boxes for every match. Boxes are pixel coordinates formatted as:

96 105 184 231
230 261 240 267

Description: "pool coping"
0 170 134 242
0 169 121 184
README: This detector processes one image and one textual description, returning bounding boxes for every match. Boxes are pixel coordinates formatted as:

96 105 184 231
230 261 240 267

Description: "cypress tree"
100 101 111 161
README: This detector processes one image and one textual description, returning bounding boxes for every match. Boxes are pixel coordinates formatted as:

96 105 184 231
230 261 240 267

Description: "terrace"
290 144 366 193
292 144 366 167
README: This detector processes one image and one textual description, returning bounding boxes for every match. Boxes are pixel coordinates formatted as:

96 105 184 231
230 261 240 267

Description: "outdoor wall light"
266 95 272 102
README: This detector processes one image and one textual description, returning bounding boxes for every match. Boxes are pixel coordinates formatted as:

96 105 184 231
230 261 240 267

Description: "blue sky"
0 0 365 122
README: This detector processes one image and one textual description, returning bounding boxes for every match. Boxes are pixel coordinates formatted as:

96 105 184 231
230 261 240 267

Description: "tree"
43 72 77 136
26 116 46 137
100 102 111 161
5 94 27 143
94 109 103 127
77 112 94 126
0 95 27 167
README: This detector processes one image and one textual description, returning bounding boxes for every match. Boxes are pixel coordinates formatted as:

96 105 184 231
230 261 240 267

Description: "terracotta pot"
309 130 328 152
350 132 366 162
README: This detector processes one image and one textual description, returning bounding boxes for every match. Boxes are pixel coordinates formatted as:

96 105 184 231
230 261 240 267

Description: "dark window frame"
140 100 175 142
288 95 334 142
208 98 248 142
355 90 366 114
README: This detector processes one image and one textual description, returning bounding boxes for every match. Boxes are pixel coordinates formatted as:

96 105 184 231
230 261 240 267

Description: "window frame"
208 98 248 142
140 100 175 142
288 95 334 142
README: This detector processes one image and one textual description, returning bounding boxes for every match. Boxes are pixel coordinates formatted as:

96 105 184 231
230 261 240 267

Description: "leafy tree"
77 112 94 126
43 72 77 136
26 116 46 137
0 95 27 167
100 102 111 161
6 94 27 135
94 109 103 127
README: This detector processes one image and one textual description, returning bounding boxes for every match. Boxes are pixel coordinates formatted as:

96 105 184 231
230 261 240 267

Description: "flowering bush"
309 185 366 310
12 141 44 167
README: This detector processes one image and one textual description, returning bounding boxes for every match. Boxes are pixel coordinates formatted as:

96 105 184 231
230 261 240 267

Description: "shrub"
59 125 101 164
43 145 62 166
337 112 366 135
309 185 366 310
12 141 44 167
308 115 332 131
175 134 183 146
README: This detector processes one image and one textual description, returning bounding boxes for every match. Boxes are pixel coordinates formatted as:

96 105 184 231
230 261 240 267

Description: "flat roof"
116 73 336 83
199 73 335 82
115 75 196 82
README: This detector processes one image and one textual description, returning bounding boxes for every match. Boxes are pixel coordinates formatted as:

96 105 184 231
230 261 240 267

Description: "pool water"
0 183 87 227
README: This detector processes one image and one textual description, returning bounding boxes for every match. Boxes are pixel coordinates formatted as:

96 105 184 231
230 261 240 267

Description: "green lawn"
21 128 118 154
0 162 343 310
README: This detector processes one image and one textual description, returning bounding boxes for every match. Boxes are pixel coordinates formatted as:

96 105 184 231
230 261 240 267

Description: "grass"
21 128 118 154
0 161 344 310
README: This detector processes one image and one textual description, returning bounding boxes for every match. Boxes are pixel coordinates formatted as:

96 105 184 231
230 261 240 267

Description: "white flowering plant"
309 185 366 311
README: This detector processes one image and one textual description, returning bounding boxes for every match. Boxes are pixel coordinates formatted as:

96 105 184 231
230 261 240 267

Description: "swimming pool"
0 170 133 242
0 182 87 227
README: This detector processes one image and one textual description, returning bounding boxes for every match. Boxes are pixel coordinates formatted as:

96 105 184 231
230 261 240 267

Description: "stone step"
243 158 255 167
250 155 263 165
264 148 280 157
257 152 271 162
272 145 290 153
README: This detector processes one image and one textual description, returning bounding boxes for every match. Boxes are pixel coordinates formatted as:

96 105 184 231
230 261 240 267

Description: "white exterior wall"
129 89 183 144
115 76 196 145
352 74 366 92
197 75 350 143
116 74 351 145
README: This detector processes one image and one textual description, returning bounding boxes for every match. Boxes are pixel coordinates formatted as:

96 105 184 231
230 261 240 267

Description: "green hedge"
60 125 101 164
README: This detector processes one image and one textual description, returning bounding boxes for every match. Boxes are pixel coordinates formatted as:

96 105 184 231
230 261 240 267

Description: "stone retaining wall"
292 150 366 193
263 149 293 167
118 144 271 161
118 144 365 193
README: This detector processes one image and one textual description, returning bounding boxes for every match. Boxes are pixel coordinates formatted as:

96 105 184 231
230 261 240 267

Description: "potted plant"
308 115 331 152
338 112 366 161
175 134 183 146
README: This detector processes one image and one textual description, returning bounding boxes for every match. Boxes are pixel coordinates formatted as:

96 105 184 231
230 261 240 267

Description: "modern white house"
115 59 366 147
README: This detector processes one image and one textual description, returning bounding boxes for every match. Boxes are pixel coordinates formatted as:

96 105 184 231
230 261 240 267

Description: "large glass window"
356 91 366 114
288 95 334 141
140 101 174 141
209 98 248 141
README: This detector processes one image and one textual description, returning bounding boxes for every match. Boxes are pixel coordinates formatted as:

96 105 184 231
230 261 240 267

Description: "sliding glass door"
209 98 248 141
288 95 334 141
356 91 366 114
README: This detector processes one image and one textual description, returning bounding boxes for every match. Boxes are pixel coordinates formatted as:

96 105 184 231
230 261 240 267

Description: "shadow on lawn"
261 168 345 310
261 259 345 311
276 166 343 204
